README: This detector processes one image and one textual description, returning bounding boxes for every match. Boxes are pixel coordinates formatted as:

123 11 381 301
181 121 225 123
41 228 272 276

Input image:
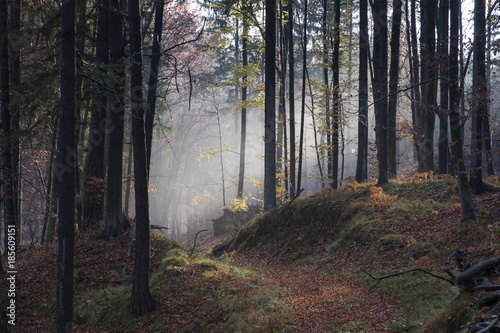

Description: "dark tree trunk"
470 0 486 194
288 0 296 197
101 0 129 240
388 0 402 179
56 0 76 330
0 0 16 251
356 0 368 182
130 0 156 315
9 0 21 244
145 0 164 174
421 0 437 173
438 0 449 175
237 15 248 199
331 0 340 189
410 0 422 167
372 0 389 186
277 0 287 195
264 0 276 209
297 0 308 193
322 0 332 183
84 0 109 228
449 0 477 221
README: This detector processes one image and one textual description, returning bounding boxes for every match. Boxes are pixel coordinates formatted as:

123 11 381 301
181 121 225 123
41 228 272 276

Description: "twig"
474 285 500 291
477 316 500 333
287 188 304 209
189 229 208 257
364 268 454 289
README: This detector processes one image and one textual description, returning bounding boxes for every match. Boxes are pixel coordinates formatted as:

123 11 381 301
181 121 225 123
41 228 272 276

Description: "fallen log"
454 256 500 287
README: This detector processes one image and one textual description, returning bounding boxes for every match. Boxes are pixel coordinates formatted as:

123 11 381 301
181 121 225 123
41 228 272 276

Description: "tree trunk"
356 0 368 182
101 0 129 240
277 0 287 197
84 0 109 229
0 0 16 252
470 0 486 194
130 0 156 315
410 0 422 167
237 15 248 199
9 0 21 244
421 0 437 173
56 0 76 329
331 0 340 189
288 0 296 198
264 0 276 210
388 0 402 179
438 0 449 175
145 0 164 174
449 0 477 221
372 0 389 186
297 0 308 193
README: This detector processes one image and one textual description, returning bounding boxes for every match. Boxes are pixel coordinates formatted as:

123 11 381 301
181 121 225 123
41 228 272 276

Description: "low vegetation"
13 179 500 332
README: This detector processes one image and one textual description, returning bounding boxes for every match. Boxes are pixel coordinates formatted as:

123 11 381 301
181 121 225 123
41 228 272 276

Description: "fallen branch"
364 268 453 289
477 316 500 333
189 229 208 257
474 285 500 291
454 256 500 287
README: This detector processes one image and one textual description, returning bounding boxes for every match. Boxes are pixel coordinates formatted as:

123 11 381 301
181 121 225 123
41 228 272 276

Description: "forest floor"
10 177 500 332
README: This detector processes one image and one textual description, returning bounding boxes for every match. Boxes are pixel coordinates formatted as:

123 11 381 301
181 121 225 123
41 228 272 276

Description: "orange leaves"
366 186 397 209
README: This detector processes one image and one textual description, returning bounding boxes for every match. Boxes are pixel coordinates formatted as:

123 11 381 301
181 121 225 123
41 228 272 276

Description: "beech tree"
470 0 486 194
355 0 368 182
371 0 389 186
264 0 276 209
55 0 76 329
130 0 156 314
83 0 109 228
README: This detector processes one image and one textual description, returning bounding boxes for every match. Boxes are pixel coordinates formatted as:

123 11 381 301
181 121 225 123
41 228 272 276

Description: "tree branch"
364 268 454 289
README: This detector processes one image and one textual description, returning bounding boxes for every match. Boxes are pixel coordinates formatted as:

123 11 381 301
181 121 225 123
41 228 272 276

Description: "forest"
1 0 500 330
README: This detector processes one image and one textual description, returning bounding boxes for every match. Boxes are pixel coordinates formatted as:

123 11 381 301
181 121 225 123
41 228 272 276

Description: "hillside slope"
13 179 500 332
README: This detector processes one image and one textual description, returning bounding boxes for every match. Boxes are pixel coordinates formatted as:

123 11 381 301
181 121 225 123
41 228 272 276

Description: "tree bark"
264 0 277 209
0 0 16 251
56 0 76 329
330 0 340 189
101 0 129 240
84 0 109 228
356 0 368 182
130 0 156 315
470 0 486 194
421 0 437 173
372 0 389 186
145 0 164 175
438 0 449 175
410 0 422 168
388 0 402 179
297 0 308 193
237 14 248 199
287 0 296 198
449 0 477 222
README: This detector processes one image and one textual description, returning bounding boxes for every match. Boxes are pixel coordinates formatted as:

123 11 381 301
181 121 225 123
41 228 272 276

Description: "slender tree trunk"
449 0 477 222
145 0 164 174
101 0 129 239
288 0 296 197
297 0 308 193
264 0 277 209
331 0 340 189
237 16 248 199
356 0 368 182
56 0 76 329
372 0 389 186
470 0 486 194
84 0 109 228
421 0 437 173
484 6 494 176
9 0 21 244
438 0 449 174
0 0 16 252
130 0 156 314
388 0 402 179
410 0 422 168
322 0 331 183
277 0 287 196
